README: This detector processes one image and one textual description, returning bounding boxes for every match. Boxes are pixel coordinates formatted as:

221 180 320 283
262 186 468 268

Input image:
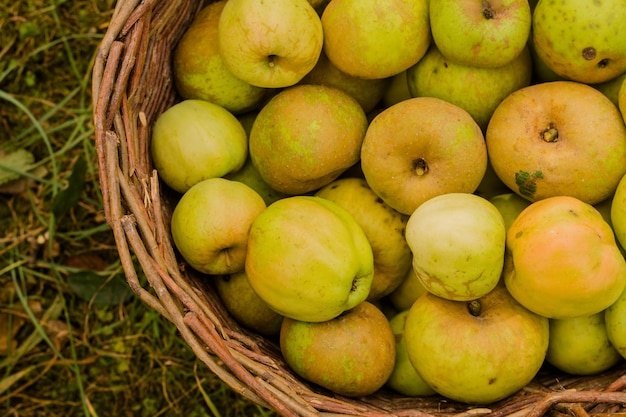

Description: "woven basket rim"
91 0 626 416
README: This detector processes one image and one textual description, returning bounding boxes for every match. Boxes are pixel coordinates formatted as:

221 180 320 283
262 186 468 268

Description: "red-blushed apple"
321 0 431 79
486 81 626 205
405 193 506 301
170 178 266 275
406 43 532 131
532 0 626 84
217 0 323 88
429 0 531 68
360 97 487 215
546 312 623 376
151 99 248 194
249 84 368 195
504 195 626 319
404 282 549 404
245 195 374 323
280 301 396 397
172 1 269 114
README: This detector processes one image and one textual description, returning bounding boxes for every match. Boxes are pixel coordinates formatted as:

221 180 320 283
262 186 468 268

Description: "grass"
0 1 278 415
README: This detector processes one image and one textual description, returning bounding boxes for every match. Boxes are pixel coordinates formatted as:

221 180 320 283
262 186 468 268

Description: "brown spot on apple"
582 47 596 60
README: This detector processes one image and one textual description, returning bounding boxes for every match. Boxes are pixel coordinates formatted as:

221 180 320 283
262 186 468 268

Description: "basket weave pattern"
91 0 626 415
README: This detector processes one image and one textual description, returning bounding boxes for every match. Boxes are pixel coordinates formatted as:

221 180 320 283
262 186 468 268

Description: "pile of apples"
149 0 626 405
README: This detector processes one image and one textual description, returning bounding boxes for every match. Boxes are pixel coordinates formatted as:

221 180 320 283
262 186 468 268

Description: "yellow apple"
606 285 626 360
217 0 323 88
151 99 248 194
172 1 269 114
404 282 549 404
387 267 429 312
361 97 487 215
315 177 412 300
170 178 266 275
406 193 506 301
321 0 430 79
245 196 374 322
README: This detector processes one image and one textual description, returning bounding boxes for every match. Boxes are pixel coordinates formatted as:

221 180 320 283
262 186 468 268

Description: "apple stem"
413 158 428 176
467 300 482 317
482 1 495 19
541 123 559 143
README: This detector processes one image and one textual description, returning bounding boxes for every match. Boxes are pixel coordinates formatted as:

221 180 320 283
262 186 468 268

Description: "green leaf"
67 270 133 306
52 155 86 218
0 149 35 185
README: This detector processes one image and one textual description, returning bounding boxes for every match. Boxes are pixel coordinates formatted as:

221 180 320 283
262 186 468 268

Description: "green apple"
217 0 323 88
592 73 626 107
225 156 288 206
489 192 531 232
429 0 531 68
527 30 566 84
382 71 412 108
387 267 429 312
321 0 431 79
532 0 626 84
215 271 284 336
172 1 269 114
605 285 626 360
405 193 506 301
315 177 412 300
151 99 248 194
386 310 437 397
407 43 532 130
620 76 626 123
360 97 487 215
170 178 266 275
404 282 549 404
280 301 395 397
299 51 391 113
249 84 368 195
595 194 626 256
611 173 626 250
474 161 511 201
245 195 374 322
546 312 622 376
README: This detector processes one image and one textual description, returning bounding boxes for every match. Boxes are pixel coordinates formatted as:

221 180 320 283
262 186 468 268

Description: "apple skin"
321 0 431 79
504 195 626 319
249 84 368 195
299 52 391 113
611 174 626 250
382 71 412 108
215 271 284 336
245 195 374 323
170 178 266 276
489 192 531 232
315 177 412 300
405 193 506 302
486 81 626 205
429 0 531 68
151 99 248 194
172 1 269 114
407 43 532 131
532 0 626 84
386 310 437 397
404 282 549 404
217 0 323 88
360 97 487 215
619 76 626 124
546 312 622 376
605 285 626 360
280 301 395 397
387 267 429 312
592 73 626 108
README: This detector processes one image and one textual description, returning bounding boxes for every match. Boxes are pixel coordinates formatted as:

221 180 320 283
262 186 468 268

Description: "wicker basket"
91 0 626 415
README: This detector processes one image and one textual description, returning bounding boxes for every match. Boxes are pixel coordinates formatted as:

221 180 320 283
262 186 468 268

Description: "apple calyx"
267 54 277 68
482 1 496 20
541 123 559 143
413 158 429 176
467 300 482 317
